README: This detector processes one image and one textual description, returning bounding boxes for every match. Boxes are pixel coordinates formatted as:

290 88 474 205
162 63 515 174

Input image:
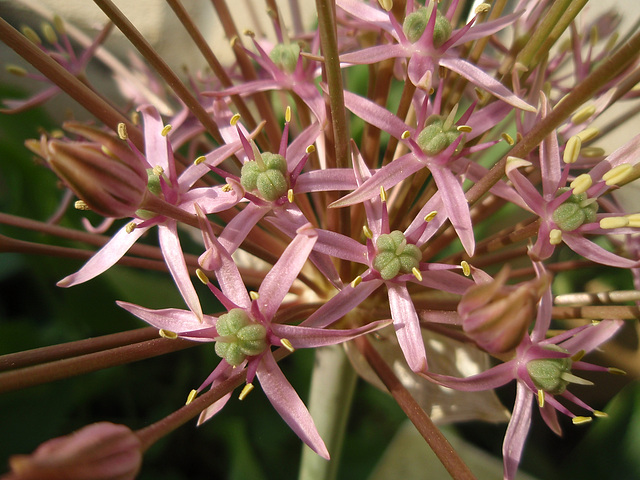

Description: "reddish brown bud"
3 422 142 480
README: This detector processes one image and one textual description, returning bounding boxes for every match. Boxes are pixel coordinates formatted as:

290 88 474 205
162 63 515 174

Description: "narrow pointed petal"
503 383 533 480
559 319 623 353
342 90 411 139
218 203 270 254
256 353 330 459
387 283 428 373
158 223 203 321
258 224 318 320
563 234 638 268
138 104 170 171
271 319 392 349
57 223 151 287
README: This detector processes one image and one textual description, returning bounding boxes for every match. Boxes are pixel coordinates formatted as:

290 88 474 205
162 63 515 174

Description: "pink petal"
271 319 392 348
503 382 533 480
387 283 428 373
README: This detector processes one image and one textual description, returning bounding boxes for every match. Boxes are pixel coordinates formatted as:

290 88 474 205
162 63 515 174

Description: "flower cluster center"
402 5 452 47
214 308 268 366
552 188 598 231
240 152 289 201
416 114 461 156
373 231 421 280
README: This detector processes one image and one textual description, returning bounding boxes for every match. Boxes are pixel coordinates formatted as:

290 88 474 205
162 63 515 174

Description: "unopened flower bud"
459 267 549 354
26 124 148 218
4 422 141 480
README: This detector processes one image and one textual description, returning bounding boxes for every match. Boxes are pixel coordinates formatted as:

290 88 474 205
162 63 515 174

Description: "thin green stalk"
298 345 357 480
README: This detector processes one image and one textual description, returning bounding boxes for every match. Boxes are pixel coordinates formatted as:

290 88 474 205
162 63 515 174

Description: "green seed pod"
240 161 262 192
416 115 461 155
214 309 267 366
402 6 452 47
552 202 586 231
240 153 289 201
373 231 421 280
526 345 572 395
256 169 288 201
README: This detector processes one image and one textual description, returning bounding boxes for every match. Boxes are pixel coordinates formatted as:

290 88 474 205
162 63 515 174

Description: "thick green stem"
298 345 357 480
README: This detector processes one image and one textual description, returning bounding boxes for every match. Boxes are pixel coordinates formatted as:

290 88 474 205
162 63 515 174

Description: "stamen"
159 329 178 339
378 0 393 11
572 416 592 425
457 125 472 133
194 155 206 165
549 229 563 245
475 3 491 14
576 127 599 143
285 106 291 123
222 184 233 193
425 211 437 221
21 26 41 44
571 105 596 125
563 136 581 164
152 165 164 176
161 124 172 136
599 217 629 229
306 145 315 154
117 123 128 140
608 367 627 375
42 23 57 44
571 350 585 362
280 338 295 352
412 267 423 282
230 114 241 126
5 65 27 76
581 147 605 157
537 389 545 408
380 186 387 202
501 132 515 145
593 410 608 418
74 200 90 210
461 260 471 276
185 389 198 405
602 163 633 186
627 214 640 227
570 174 592 195
287 189 294 203
363 225 373 239
351 276 362 288
401 130 411 140
125 222 137 234
249 291 260 300
239 383 254 400
53 15 65 34
196 268 210 284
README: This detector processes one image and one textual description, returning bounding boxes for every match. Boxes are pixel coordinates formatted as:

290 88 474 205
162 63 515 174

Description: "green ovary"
373 231 421 280
526 345 572 395
416 115 461 155
240 152 289 201
214 308 267 366
552 189 598 231
269 43 301 74
402 6 452 47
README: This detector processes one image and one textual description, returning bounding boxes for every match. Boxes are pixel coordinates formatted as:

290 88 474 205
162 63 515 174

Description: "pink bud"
3 422 142 480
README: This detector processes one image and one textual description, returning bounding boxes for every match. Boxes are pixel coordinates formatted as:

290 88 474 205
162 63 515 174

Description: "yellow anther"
53 15 65 34
474 87 488 102
549 229 563 245
243 29 255 37
306 145 316 154
161 124 172 136
599 216 629 229
74 200 90 210
230 113 241 126
602 163 633 186
239 383 254 400
593 410 608 418
506 156 532 171
457 125 472 133
380 186 387 202
570 174 592 195
101 145 116 158
350 276 363 288
580 147 605 158
285 106 291 123
249 291 260 301
563 136 581 164
152 165 164 176
412 267 423 282
572 416 592 425
5 65 28 76
51 129 64 139
280 338 295 352
117 123 128 140
222 183 232 193
287 188 294 203
501 132 515 145
475 3 491 14
194 155 206 165
159 329 178 339
42 22 57 44
185 389 198 405
576 127 599 143
378 0 393 11
461 260 471 277
21 26 41 44
230 35 239 48
131 111 140 126
196 268 210 284
362 225 373 239
571 104 596 125
571 350 586 362
537 389 545 408
424 210 437 222
626 214 640 228
401 130 412 140
608 367 627 375
125 222 137 234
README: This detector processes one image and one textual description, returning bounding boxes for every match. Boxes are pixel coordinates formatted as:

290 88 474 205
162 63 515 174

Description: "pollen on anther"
461 261 471 277
599 216 629 229
280 338 295 352
74 200 90 210
351 276 363 288
501 132 515 145
306 145 316 154
185 389 198 405
125 222 137 234
576 127 599 143
401 130 411 140
457 125 472 133
285 106 291 123
363 225 373 239
380 186 387 202
571 105 596 125
159 329 178 339
593 410 608 418
570 174 592 195
194 155 206 165
239 383 254 400
412 267 423 282
249 291 260 301
161 124 172 137
475 3 491 14
230 113 241 126
537 389 545 408
222 183 232 192
117 123 128 140
287 189 294 203
572 416 592 425
602 163 633 186
563 136 581 164
549 229 563 245
424 211 437 222
196 268 210 285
